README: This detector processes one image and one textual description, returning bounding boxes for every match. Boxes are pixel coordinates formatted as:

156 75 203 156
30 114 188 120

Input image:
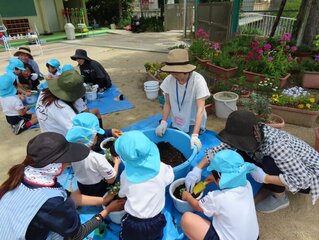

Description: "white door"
43 0 60 32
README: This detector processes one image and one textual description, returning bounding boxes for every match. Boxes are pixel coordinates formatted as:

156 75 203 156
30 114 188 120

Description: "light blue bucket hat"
61 64 75 73
207 149 256 189
115 130 160 183
66 112 105 146
0 73 17 97
46 58 61 69
6 57 25 72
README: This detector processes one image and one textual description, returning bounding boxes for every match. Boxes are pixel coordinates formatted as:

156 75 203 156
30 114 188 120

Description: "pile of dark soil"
156 141 186 167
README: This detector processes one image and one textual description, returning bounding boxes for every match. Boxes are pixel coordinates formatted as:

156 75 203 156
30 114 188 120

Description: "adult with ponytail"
0 132 125 240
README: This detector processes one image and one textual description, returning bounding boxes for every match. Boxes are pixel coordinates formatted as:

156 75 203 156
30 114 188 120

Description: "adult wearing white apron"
155 49 210 152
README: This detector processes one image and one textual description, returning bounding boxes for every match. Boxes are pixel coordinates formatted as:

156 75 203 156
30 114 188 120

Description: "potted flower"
270 87 319 127
243 33 296 88
241 92 285 129
207 49 238 81
144 62 168 82
189 28 212 66
301 55 319 89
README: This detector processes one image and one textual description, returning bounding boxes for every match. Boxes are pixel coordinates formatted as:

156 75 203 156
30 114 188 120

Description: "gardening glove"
185 167 202 192
250 165 267 183
30 73 38 81
191 134 202 152
155 120 168 137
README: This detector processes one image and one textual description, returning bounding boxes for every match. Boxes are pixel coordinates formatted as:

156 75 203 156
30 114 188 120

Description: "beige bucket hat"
161 49 196 73
14 45 33 59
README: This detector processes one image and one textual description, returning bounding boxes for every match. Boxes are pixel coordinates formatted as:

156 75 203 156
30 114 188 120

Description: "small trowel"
192 181 208 195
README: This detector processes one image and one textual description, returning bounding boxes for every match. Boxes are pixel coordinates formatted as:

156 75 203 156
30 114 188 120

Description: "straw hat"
14 46 33 59
161 49 196 73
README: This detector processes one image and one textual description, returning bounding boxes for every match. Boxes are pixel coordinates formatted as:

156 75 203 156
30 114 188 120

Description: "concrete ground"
0 30 318 239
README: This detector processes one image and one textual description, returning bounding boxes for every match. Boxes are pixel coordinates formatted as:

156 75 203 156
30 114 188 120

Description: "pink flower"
245 53 254 60
255 55 262 61
291 46 297 52
288 56 293 62
315 55 319 61
255 48 263 54
211 42 221 51
268 57 273 61
263 44 272 51
251 41 259 49
280 32 292 43
285 45 291 50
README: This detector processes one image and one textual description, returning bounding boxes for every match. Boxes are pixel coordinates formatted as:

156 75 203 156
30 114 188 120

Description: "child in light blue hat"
66 112 121 197
181 149 259 240
0 73 38 135
46 58 61 79
115 130 174 240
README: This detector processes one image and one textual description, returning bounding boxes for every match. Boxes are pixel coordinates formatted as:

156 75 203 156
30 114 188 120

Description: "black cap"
27 132 90 168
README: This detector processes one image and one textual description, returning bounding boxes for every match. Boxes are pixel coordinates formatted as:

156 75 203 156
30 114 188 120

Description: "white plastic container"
145 89 159 100
144 81 159 90
64 23 75 40
169 178 203 214
213 91 239 119
85 91 97 102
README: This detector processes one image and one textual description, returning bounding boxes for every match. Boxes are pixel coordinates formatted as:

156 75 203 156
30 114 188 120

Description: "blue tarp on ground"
58 114 262 240
87 84 134 115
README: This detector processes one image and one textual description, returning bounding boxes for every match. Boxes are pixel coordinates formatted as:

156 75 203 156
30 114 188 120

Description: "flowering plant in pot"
241 92 284 128
301 55 319 89
243 33 296 85
189 28 213 63
270 87 319 127
144 62 169 81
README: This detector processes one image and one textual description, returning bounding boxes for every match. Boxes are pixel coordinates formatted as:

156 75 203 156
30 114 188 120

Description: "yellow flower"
272 98 279 103
306 103 311 109
297 104 304 109
309 98 315 103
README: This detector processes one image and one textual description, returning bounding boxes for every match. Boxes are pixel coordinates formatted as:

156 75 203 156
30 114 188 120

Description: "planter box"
243 70 290 89
207 62 238 81
271 105 319 128
195 56 210 68
314 128 319 152
265 113 285 129
302 71 319 89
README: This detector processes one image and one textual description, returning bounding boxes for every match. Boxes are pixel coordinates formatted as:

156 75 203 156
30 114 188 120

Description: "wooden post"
269 0 287 38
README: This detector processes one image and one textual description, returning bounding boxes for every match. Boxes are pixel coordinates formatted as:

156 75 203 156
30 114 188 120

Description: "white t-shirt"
199 181 259 240
36 91 76 136
72 150 116 185
118 162 174 218
47 71 61 79
160 71 210 132
0 95 24 116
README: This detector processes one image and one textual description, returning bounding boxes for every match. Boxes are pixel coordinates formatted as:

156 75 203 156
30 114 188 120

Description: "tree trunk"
292 0 319 46
302 0 319 45
269 0 287 38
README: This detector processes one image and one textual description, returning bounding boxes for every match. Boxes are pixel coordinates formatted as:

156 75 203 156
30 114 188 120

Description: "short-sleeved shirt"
160 71 210 132
0 95 24 116
36 91 76 136
199 181 259 240
72 150 116 185
118 162 174 218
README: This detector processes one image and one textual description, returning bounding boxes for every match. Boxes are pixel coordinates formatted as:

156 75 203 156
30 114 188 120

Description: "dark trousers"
237 150 310 194
6 114 32 125
77 180 108 197
120 213 166 240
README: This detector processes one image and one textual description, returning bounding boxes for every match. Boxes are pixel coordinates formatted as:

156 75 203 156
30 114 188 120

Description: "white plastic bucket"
213 91 239 119
145 89 159 100
169 178 203 214
86 91 97 102
144 81 159 90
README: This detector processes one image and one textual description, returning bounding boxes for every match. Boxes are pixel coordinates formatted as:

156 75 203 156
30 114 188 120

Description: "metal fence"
239 12 296 36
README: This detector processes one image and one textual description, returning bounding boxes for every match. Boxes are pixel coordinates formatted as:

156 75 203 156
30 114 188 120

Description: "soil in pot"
156 142 186 167
173 183 200 200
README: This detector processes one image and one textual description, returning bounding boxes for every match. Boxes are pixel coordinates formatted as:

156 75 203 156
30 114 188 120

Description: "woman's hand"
106 198 126 213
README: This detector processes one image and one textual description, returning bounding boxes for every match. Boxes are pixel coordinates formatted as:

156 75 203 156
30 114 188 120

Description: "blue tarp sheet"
58 114 262 240
87 84 134 115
